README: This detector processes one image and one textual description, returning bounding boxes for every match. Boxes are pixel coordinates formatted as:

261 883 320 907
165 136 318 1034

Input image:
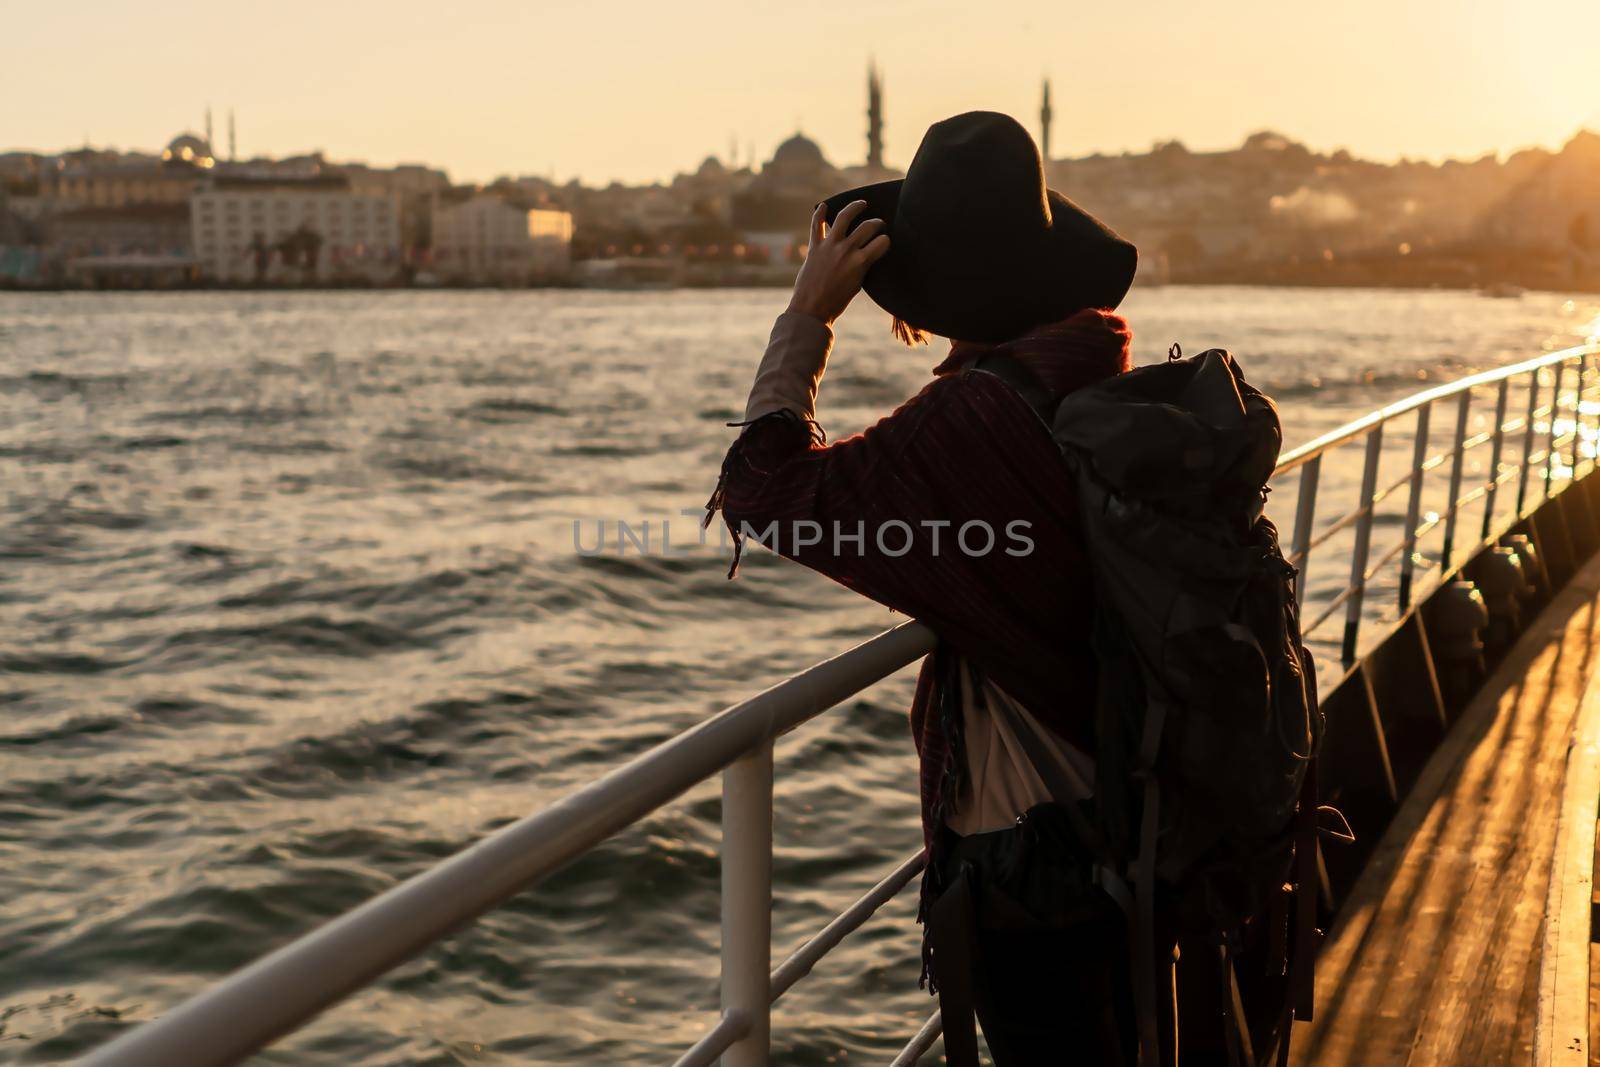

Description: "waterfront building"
670 156 743 225
430 191 573 284
337 162 450 256
190 175 401 283
52 200 197 289
44 133 210 210
0 151 47 184
1 180 47 223
618 184 693 234
49 203 191 257
0 191 28 247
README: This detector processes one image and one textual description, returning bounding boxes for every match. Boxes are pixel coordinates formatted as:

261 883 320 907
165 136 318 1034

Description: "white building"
190 176 401 283
337 162 450 253
431 193 573 283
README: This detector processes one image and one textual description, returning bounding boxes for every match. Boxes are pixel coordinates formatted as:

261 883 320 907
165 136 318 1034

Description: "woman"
705 112 1160 1065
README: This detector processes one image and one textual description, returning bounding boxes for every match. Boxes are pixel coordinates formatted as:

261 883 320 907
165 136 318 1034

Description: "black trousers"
957 898 1243 1066
968 917 1138 1065
935 818 1181 1067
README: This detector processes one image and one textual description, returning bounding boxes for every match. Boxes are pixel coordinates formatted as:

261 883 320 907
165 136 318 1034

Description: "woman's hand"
786 200 891 325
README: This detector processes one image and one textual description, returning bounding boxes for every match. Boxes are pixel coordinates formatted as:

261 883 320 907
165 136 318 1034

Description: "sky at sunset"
6 0 1599 185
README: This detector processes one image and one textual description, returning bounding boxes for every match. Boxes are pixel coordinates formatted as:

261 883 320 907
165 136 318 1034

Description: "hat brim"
822 183 1137 343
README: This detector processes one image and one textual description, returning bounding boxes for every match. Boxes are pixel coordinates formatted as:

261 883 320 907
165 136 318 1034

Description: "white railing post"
1570 355 1586 478
1580 351 1593 476
1546 362 1566 499
1586 351 1598 479
1291 455 1321 604
1482 379 1510 539
1518 369 1542 517
1342 426 1384 664
1441 390 1472 569
1399 401 1432 611
720 742 773 1066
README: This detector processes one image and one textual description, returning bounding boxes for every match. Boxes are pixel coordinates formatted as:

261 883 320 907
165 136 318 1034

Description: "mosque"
731 62 897 240
732 68 1058 257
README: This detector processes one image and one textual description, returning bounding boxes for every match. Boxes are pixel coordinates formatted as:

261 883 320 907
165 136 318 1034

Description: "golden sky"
6 0 1598 184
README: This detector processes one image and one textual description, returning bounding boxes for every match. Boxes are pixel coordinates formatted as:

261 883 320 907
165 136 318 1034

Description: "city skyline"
5 0 1599 185
11 109 1600 194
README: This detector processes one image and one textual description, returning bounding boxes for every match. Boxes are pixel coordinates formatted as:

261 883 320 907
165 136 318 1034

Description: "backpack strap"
969 352 1056 425
1130 700 1167 1066
1220 941 1257 1067
1274 757 1321 1067
1292 760 1319 1020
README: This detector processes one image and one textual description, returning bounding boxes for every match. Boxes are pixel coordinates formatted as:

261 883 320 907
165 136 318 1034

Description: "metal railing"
79 341 1599 1067
1278 341 1599 676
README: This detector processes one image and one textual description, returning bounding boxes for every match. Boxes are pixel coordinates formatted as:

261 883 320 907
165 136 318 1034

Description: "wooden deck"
1291 553 1600 1066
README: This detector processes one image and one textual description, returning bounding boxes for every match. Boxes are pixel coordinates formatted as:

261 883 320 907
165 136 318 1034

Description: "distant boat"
1481 282 1526 299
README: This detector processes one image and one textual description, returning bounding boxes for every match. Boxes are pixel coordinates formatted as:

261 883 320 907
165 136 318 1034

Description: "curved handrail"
1282 341 1598 668
1277 342 1594 473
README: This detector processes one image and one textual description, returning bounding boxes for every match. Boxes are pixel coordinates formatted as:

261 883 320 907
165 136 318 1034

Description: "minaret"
866 61 884 170
229 109 237 161
205 105 214 155
1040 79 1053 162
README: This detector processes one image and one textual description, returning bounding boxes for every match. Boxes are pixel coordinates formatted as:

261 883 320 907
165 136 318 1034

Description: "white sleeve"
742 311 834 423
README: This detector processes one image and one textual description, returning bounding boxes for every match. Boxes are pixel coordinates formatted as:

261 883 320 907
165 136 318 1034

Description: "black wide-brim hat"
823 110 1137 343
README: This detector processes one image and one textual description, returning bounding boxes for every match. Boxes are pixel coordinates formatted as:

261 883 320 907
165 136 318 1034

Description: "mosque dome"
162 132 214 166
771 133 827 169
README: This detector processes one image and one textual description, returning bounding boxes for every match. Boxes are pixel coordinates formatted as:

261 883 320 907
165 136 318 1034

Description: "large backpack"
974 346 1325 1066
